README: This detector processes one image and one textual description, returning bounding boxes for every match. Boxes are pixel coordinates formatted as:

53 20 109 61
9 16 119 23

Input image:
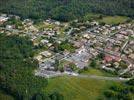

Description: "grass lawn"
83 13 102 21
99 16 130 25
35 22 56 30
80 67 117 77
44 76 121 100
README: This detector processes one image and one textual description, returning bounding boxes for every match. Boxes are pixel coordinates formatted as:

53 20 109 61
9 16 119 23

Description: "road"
67 74 131 81
37 70 131 81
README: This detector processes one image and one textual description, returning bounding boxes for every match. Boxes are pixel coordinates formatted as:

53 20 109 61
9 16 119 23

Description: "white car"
71 73 78 76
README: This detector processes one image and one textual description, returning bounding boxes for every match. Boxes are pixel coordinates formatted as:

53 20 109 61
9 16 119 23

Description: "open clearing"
99 16 130 24
44 76 121 100
80 67 117 77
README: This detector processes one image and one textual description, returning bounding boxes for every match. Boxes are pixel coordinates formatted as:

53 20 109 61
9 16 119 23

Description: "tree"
32 93 51 100
90 59 97 67
104 81 134 100
34 94 43 100
127 78 134 86
54 59 60 71
49 92 64 100
0 0 133 21
119 61 128 69
0 34 48 99
97 52 105 60
69 63 77 71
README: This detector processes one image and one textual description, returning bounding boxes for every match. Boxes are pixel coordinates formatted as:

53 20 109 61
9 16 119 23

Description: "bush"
126 78 134 86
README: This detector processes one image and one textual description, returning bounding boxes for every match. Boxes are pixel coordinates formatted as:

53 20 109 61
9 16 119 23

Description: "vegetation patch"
44 76 120 100
0 34 63 100
104 78 134 100
80 67 116 77
0 90 14 100
0 0 133 21
99 16 130 25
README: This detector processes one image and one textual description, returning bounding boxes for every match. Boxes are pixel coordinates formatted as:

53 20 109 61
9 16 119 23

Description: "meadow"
44 76 121 100
99 16 130 25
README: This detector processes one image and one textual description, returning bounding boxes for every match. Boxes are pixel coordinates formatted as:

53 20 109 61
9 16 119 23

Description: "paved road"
43 71 131 81
68 74 131 81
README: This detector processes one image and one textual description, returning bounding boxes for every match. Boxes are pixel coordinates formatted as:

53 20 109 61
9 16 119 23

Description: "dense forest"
0 33 63 100
0 0 134 21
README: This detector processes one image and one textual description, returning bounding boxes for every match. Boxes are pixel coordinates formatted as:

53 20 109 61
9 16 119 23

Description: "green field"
35 22 56 30
99 16 130 25
80 67 116 77
83 13 101 21
44 76 121 100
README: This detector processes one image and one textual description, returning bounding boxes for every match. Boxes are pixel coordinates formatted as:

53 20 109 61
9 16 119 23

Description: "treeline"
0 0 134 21
104 78 134 100
0 33 63 100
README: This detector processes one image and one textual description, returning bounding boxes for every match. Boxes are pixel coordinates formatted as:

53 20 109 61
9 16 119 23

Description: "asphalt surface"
67 74 131 81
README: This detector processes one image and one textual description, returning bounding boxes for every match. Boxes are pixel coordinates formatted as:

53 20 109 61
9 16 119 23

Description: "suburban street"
39 70 132 81
73 74 131 81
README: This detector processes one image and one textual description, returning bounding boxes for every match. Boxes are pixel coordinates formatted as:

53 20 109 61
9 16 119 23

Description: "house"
0 16 9 24
28 25 38 32
126 29 134 35
47 43 52 47
77 47 86 54
115 34 124 40
41 39 49 44
0 16 9 22
90 21 99 26
74 41 83 48
128 54 134 60
34 55 42 61
112 56 121 62
55 21 60 25
23 19 33 25
129 41 134 45
105 24 111 28
120 31 127 35
120 24 126 28
31 36 37 41
114 62 120 68
39 59 55 70
89 48 98 56
63 50 70 56
83 33 90 39
116 26 121 30
110 27 116 31
104 55 121 63
104 55 113 62
40 51 52 58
